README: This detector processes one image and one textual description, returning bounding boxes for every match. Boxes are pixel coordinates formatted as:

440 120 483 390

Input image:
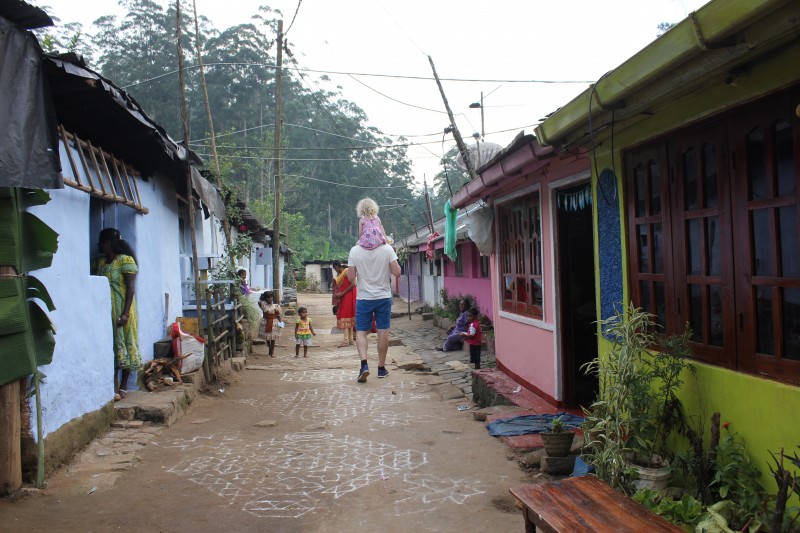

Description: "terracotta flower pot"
540 432 574 457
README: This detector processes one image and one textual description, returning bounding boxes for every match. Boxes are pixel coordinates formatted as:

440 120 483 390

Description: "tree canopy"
46 0 450 263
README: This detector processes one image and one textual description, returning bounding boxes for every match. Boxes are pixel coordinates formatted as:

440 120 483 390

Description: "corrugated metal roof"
0 0 53 29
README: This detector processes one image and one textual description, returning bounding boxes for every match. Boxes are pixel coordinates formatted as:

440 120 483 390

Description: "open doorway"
555 182 598 408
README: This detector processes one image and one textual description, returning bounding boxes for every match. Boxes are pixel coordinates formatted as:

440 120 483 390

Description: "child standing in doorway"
356 197 393 250
294 307 315 358
460 307 483 370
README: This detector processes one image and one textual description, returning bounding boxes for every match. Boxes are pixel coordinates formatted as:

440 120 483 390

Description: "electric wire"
191 122 540 148
284 0 303 36
120 61 595 89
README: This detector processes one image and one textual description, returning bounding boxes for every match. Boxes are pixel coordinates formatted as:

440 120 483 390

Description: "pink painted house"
451 134 594 407
442 238 492 317
397 211 492 316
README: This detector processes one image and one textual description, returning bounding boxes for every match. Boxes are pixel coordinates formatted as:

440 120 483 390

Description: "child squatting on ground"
295 307 316 358
461 307 483 370
356 197 393 250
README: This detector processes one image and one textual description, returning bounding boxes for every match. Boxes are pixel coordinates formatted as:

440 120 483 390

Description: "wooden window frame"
480 255 490 278
624 85 800 385
59 125 148 214
497 192 543 319
455 245 463 277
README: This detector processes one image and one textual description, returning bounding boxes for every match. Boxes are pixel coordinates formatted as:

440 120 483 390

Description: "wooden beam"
0 265 22 495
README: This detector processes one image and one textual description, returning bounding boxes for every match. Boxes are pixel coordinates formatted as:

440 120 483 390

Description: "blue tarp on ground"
486 412 585 437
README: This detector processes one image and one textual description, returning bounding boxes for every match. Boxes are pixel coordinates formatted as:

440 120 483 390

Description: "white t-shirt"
348 244 398 300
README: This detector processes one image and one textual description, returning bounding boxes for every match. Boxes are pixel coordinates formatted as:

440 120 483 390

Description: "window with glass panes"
480 255 490 278
498 192 543 319
625 85 800 384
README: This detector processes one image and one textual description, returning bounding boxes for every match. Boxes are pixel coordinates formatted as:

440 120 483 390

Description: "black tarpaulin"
0 15 61 188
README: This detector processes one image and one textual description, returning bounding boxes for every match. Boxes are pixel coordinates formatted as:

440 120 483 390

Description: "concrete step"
114 354 247 425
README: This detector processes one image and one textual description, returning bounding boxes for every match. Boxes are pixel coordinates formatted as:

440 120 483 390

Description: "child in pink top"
356 197 392 250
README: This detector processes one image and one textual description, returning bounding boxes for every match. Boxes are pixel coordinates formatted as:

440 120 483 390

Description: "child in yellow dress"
294 307 316 358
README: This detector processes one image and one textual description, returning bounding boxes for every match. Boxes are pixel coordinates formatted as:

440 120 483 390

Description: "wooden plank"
509 477 683 533
62 178 92 193
59 126 83 187
0 379 21 495
107 155 131 203
129 168 145 209
85 140 116 200
0 265 21 495
99 150 126 202
72 132 102 193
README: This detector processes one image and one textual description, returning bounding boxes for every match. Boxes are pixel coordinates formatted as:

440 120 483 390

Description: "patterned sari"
97 254 141 370
334 268 356 329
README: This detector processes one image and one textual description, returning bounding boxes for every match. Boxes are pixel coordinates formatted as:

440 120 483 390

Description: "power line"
119 61 594 89
284 0 303 36
283 174 410 189
345 72 447 114
195 154 356 162
190 122 539 148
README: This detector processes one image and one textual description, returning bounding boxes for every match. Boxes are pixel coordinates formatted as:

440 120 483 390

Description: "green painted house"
536 0 800 479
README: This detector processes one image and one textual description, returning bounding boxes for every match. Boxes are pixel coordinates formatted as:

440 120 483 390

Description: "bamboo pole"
428 55 479 183
271 20 284 301
176 0 208 381
191 0 237 279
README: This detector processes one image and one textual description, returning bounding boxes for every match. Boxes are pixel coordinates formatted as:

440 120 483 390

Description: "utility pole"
176 0 206 380
191 0 236 279
259 105 264 201
428 55 479 182
480 91 485 139
271 19 284 301
328 203 332 240
423 176 434 233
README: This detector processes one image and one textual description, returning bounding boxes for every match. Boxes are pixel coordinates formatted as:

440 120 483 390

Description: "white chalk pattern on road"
155 431 428 518
394 473 487 516
234 383 432 427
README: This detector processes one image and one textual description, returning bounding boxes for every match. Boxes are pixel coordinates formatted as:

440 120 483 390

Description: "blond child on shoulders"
356 198 393 250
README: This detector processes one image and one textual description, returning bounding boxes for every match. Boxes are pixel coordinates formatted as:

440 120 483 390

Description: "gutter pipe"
535 0 787 147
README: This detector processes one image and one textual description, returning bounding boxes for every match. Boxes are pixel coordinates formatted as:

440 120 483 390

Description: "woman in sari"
436 298 472 352
96 228 141 401
332 261 357 348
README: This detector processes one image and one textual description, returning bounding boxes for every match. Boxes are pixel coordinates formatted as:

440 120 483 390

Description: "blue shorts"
355 298 392 331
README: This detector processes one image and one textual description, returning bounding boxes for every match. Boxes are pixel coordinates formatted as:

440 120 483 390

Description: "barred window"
498 192 543 319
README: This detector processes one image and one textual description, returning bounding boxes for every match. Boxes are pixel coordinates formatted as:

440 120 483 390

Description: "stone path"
388 309 496 402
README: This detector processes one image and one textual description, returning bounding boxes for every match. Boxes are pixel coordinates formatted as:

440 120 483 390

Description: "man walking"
347 241 401 382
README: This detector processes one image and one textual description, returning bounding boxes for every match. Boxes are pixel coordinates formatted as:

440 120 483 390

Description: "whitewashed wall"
25 175 184 439
27 186 113 439
132 176 183 357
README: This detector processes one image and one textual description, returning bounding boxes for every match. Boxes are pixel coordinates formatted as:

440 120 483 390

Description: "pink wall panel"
443 277 492 316
443 242 492 315
494 314 556 398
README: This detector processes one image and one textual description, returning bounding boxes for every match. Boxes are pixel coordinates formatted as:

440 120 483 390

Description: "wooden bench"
509 476 684 532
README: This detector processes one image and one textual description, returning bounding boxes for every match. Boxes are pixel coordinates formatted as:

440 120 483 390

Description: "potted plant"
581 303 694 493
540 416 575 457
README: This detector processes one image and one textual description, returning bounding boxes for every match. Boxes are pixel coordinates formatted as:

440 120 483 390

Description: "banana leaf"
0 187 58 386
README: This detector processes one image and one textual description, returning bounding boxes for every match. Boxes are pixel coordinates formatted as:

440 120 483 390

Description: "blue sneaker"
377 367 389 378
357 365 370 383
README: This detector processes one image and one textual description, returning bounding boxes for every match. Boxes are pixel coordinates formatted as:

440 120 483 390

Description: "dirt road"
1 293 531 532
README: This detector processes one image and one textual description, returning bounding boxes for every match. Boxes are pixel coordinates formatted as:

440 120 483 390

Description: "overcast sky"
40 0 708 185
